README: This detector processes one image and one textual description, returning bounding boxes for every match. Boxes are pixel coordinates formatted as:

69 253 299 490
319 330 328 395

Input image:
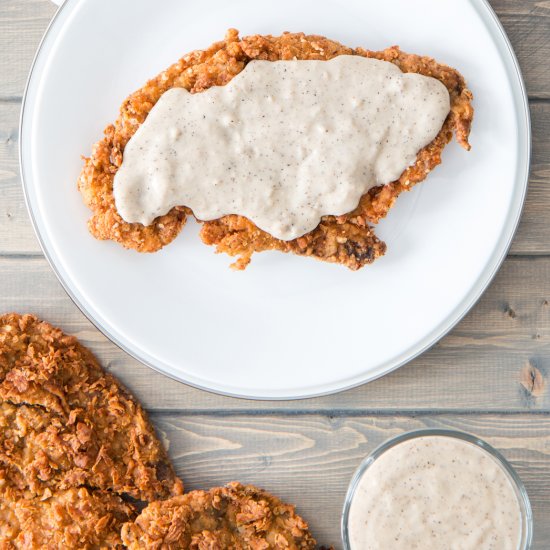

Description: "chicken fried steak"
78 30 473 270
0 313 182 501
121 482 317 549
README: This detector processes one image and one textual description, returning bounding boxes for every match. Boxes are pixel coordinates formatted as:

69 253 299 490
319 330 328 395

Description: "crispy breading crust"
121 482 317 549
0 313 183 502
0 487 135 550
78 29 472 270
0 316 334 548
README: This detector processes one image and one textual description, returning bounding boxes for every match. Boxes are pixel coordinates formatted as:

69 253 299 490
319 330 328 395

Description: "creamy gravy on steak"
114 56 450 240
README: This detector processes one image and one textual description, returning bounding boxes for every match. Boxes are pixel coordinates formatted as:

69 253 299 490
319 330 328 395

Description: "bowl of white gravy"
341 429 533 550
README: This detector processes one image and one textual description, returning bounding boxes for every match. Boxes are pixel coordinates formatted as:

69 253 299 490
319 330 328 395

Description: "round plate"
21 0 529 399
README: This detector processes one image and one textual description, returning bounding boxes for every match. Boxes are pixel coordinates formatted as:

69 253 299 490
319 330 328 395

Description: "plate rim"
19 0 531 401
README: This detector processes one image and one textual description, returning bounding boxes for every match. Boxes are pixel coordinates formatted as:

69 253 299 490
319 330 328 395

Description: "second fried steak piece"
121 482 316 549
0 486 135 549
78 29 473 270
0 313 182 501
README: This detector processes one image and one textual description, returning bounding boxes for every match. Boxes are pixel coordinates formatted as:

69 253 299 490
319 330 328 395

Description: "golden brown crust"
0 313 183 501
121 482 317 549
200 216 386 271
0 487 135 550
78 29 473 269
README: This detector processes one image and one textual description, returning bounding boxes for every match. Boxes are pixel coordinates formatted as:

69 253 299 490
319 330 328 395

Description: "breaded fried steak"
78 29 473 270
0 487 135 549
121 482 317 549
0 313 182 501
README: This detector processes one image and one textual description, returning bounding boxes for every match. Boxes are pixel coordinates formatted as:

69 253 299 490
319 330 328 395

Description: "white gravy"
114 56 450 240
347 435 523 550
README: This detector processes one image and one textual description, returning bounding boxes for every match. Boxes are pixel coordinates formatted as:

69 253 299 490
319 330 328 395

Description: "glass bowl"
341 428 533 550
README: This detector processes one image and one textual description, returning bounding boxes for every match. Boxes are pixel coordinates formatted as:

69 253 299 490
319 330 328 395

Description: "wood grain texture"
489 0 550 99
0 0 56 99
0 255 548 412
510 101 550 254
0 103 41 254
157 414 550 549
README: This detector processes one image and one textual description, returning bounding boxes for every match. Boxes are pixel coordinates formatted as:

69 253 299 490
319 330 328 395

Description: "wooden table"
1 1 549 547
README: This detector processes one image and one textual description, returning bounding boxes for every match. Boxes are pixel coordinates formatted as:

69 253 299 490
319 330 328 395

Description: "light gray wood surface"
0 0 549 548
159 414 550 545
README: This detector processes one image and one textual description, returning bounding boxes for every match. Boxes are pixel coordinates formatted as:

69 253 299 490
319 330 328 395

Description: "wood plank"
510 101 550 254
2 99 550 255
0 0 56 99
0 0 549 99
155 413 550 549
0 255 548 412
0 103 40 254
490 0 550 99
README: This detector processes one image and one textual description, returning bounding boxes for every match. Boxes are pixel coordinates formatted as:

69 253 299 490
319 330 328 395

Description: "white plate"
21 0 529 399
